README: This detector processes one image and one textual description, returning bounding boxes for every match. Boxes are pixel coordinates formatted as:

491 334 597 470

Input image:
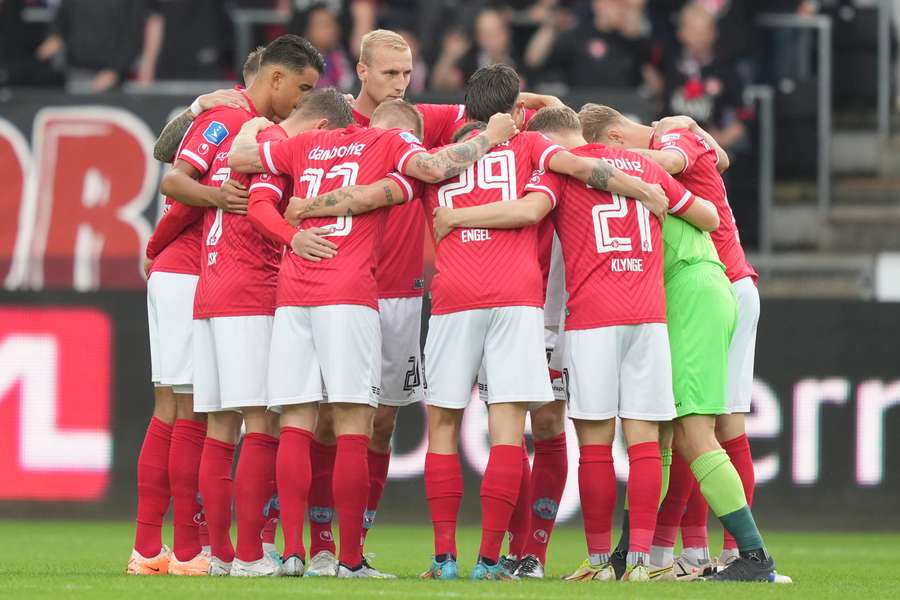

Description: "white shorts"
193 315 272 413
564 323 675 421
378 297 424 406
268 305 381 408
543 328 566 402
147 272 198 389
425 306 553 409
726 277 760 414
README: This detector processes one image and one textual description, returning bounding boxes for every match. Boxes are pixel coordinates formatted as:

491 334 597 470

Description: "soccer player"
158 34 324 577
594 107 760 576
429 106 719 582
150 47 265 165
277 64 671 581
583 106 776 582
129 48 271 578
227 99 518 578
287 30 567 578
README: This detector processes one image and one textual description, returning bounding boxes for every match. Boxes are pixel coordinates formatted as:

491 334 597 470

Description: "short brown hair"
293 88 353 129
360 29 410 65
452 121 485 143
578 103 625 143
526 107 581 134
242 46 265 83
371 99 424 140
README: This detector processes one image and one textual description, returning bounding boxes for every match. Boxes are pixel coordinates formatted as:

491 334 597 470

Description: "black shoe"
610 549 627 581
513 554 544 578
499 554 520 574
708 549 774 582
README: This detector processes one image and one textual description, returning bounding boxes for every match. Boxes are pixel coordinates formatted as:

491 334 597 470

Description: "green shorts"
665 264 738 418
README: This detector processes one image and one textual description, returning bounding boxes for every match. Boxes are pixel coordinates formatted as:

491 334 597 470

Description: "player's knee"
371 407 398 448
530 403 566 440
152 386 177 425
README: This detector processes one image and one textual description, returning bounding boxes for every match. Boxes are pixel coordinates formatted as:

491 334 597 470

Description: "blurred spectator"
0 0 64 87
138 0 230 84
661 3 751 152
524 0 654 90
395 26 429 94
431 8 519 91
35 0 144 92
294 2 355 89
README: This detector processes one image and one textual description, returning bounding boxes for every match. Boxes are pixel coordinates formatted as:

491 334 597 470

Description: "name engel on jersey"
461 228 492 243
307 142 366 161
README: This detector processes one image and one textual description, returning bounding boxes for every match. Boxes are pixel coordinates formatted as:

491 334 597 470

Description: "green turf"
2 520 899 599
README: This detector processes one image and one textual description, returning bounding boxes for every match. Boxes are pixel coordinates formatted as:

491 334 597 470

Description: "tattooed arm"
547 151 669 220
154 89 250 163
283 176 410 225
154 110 193 163
403 112 518 183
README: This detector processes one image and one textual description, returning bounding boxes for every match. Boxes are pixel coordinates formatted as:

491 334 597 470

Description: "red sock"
333 434 369 567
507 442 532 558
424 452 463 558
627 441 662 554
234 433 277 562
721 434 755 550
652 450 693 549
261 439 280 547
169 419 206 561
198 437 236 563
277 427 312 559
308 440 337 556
523 431 567 562
134 417 172 557
681 481 709 549
361 449 391 549
578 444 616 555
479 444 523 562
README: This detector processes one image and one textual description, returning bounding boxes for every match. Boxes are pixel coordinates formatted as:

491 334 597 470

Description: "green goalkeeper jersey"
662 216 725 283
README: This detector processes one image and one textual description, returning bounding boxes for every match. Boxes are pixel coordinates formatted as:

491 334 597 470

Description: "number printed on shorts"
591 192 652 253
403 355 421 391
298 162 359 236
437 150 516 208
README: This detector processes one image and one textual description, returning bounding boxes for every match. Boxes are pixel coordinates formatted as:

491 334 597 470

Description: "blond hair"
371 99 424 140
360 29 410 65
578 103 626 143
526 106 581 134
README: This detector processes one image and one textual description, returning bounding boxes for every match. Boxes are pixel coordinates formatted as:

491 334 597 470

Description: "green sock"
659 447 673 507
690 449 765 552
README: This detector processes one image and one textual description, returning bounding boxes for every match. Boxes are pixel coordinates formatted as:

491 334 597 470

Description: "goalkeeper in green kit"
655 216 775 582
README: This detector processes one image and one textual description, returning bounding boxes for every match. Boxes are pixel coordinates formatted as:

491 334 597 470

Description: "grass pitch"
1 520 898 599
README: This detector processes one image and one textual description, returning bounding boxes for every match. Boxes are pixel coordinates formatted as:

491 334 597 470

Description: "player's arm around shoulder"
629 148 686 175
547 150 670 220
404 113 519 183
283 174 417 226
432 191 553 244
227 117 276 173
677 195 719 232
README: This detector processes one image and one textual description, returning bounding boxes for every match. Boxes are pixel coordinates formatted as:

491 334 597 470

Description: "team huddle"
131 29 780 583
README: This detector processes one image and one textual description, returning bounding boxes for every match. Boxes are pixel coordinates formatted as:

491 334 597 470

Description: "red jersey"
424 131 564 315
193 125 287 319
524 144 696 330
149 99 258 276
259 125 426 309
652 129 757 283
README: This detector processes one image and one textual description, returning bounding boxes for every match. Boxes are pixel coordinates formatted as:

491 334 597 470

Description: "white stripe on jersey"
669 190 693 214
180 149 209 171
538 144 563 171
387 172 414 201
262 141 280 175
248 182 283 198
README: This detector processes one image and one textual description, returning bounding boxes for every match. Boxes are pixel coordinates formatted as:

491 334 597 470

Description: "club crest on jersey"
532 497 559 520
400 131 421 145
309 506 334 523
198 143 210 155
260 173 272 181
203 121 229 145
